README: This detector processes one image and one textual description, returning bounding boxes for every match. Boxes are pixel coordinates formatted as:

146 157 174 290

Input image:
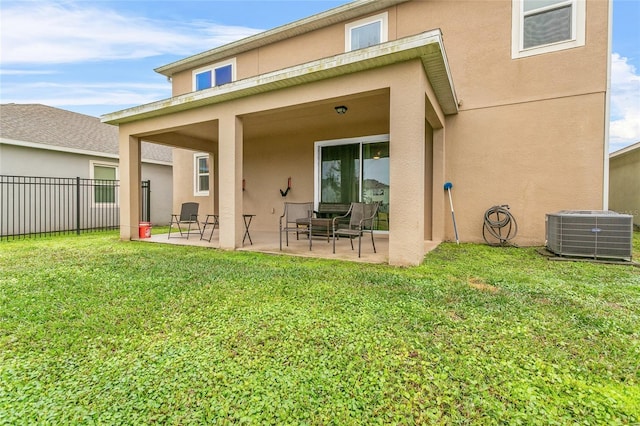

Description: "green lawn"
1 232 638 424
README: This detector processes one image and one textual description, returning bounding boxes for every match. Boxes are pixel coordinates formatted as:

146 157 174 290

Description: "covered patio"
103 30 457 266
142 229 392 263
141 228 444 264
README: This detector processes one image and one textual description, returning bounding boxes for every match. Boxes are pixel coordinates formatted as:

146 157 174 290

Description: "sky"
1 0 639 153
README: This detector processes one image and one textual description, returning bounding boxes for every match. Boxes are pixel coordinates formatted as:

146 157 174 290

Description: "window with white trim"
345 12 388 52
512 0 585 59
194 153 210 196
193 58 236 91
90 161 118 205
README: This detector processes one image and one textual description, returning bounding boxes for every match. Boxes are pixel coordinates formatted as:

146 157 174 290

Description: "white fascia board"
609 141 640 159
0 137 172 166
155 0 409 77
103 30 458 125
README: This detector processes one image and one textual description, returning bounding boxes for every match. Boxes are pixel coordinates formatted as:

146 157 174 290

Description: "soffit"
155 0 410 77
102 30 458 125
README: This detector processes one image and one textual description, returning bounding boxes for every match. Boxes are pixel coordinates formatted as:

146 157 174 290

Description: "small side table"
200 214 219 242
243 214 255 245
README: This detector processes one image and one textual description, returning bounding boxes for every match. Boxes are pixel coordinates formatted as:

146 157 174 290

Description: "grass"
0 232 638 424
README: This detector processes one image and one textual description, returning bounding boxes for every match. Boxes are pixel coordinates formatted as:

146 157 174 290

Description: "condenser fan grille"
546 210 633 261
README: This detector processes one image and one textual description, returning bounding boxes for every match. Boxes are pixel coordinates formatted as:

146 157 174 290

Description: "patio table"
243 214 255 245
200 214 219 242
296 217 332 242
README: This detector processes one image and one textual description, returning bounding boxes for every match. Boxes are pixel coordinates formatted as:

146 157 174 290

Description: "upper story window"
193 58 236 91
512 0 585 59
194 153 210 196
345 12 388 52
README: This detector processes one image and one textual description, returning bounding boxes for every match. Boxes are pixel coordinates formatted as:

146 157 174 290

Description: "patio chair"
168 202 201 239
332 202 379 257
279 202 313 251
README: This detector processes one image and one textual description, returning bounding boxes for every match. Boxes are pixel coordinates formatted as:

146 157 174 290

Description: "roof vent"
546 210 633 261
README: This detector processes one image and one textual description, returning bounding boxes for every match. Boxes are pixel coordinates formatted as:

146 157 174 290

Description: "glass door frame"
314 134 389 233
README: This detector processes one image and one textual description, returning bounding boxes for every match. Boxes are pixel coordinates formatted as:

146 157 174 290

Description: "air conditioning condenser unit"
546 210 633 261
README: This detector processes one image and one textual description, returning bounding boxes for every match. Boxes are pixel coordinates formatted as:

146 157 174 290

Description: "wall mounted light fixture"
334 105 348 114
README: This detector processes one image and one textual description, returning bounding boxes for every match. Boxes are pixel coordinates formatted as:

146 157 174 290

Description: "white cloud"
0 1 262 65
0 69 58 75
609 53 640 152
0 80 171 113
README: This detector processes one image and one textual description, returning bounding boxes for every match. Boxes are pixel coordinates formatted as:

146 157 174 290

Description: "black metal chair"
332 202 379 257
168 202 201 239
279 202 313 251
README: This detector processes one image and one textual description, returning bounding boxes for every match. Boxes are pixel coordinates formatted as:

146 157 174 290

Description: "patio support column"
388 62 427 266
119 134 141 240
431 128 446 242
218 114 244 248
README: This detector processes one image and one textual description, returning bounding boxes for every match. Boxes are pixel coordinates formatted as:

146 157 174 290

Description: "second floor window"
523 0 572 49
512 0 585 58
345 12 388 52
193 59 235 91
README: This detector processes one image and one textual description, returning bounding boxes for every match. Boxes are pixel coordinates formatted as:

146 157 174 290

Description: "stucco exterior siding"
444 92 607 245
170 7 401 97
1 144 114 178
397 0 608 105
171 148 214 217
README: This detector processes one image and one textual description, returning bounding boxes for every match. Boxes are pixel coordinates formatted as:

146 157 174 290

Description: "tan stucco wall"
609 147 640 227
172 148 215 217
445 93 607 244
171 9 400 97
398 0 609 106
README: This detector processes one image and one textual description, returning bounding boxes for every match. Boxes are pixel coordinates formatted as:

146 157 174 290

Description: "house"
609 142 640 229
0 103 173 225
102 0 610 266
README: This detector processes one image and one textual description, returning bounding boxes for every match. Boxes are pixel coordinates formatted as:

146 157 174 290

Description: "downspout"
602 0 613 210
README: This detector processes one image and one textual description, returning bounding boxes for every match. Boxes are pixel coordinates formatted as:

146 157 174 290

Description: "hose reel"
483 205 518 246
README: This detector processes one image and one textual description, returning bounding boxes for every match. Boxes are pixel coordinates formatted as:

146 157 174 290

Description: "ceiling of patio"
242 89 390 140
140 89 390 149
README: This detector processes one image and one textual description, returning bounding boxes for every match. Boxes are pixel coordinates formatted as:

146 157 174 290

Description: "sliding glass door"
362 141 389 230
320 143 360 204
316 135 389 231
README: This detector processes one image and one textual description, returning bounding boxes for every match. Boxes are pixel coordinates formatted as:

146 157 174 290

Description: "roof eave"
154 0 410 77
609 141 640 158
103 30 458 125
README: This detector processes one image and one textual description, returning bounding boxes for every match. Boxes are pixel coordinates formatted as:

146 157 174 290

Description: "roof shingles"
0 104 172 163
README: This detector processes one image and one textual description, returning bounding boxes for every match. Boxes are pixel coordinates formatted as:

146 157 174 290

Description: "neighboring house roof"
363 179 389 190
0 103 172 164
610 141 640 159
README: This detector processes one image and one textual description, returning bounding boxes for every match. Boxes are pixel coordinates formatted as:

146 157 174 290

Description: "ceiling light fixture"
334 105 348 114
